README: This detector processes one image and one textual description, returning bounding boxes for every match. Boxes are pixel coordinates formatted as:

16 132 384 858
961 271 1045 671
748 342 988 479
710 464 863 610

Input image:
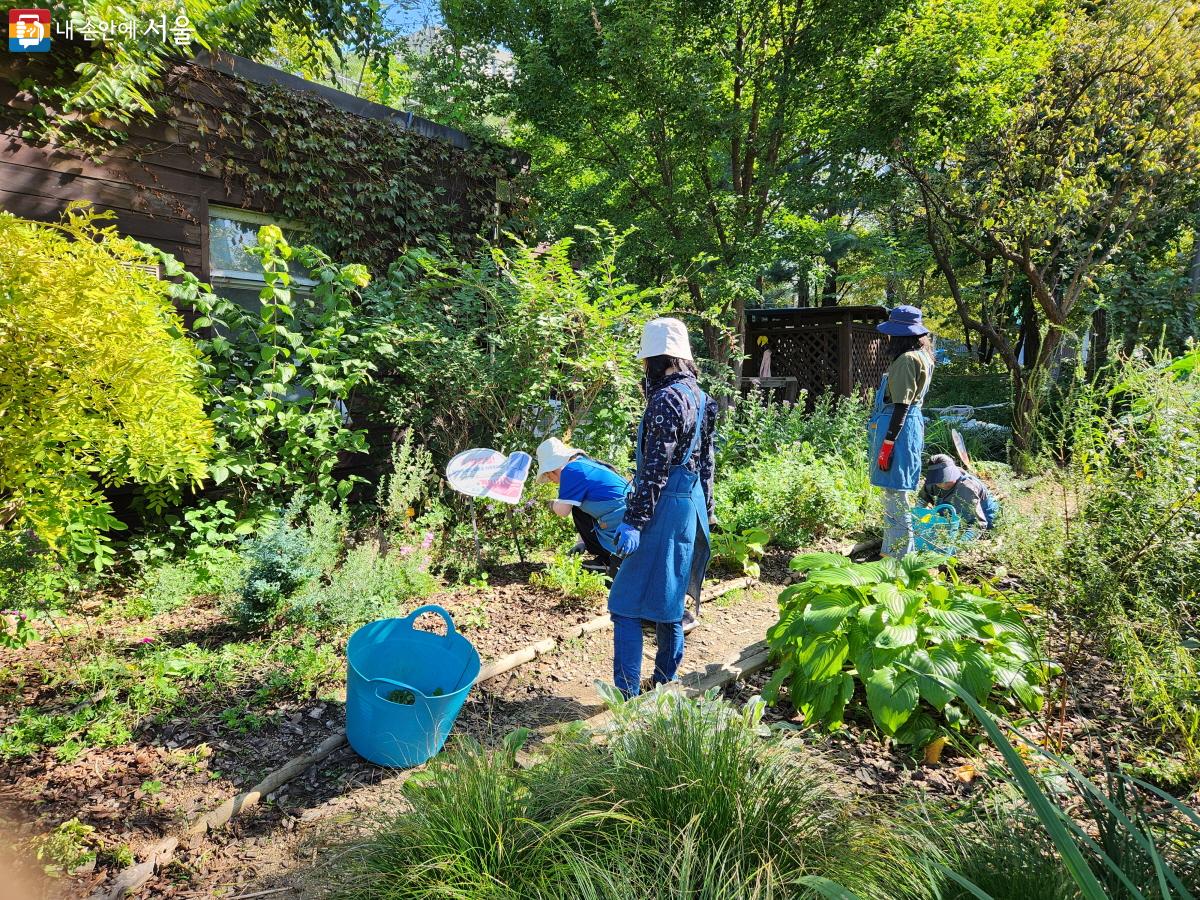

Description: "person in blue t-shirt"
535 437 630 573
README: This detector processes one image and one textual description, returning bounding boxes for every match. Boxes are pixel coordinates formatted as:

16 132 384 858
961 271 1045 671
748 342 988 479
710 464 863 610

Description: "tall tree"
439 0 898 380
894 0 1200 455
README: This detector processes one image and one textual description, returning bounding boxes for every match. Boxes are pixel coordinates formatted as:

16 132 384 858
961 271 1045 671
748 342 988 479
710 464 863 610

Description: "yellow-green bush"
0 204 211 568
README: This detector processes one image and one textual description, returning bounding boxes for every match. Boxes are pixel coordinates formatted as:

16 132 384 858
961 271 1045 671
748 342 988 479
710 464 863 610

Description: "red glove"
877 440 896 471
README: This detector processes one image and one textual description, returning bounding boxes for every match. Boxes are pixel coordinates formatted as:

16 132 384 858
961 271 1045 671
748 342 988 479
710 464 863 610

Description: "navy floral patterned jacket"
624 373 718 529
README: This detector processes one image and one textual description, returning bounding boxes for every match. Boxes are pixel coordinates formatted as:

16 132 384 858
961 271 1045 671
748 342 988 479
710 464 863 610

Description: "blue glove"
615 523 641 557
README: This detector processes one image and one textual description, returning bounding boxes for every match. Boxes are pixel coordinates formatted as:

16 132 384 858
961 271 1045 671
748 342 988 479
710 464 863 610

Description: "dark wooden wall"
0 53 494 277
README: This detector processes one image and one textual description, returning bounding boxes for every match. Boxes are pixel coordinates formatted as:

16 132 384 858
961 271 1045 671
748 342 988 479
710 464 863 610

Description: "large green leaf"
760 658 795 703
864 664 919 735
789 552 850 573
959 643 995 701
803 594 858 634
799 634 850 680
875 623 918 649
871 581 907 618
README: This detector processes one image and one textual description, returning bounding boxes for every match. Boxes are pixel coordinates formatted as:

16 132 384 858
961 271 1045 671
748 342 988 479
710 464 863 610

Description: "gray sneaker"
682 609 698 634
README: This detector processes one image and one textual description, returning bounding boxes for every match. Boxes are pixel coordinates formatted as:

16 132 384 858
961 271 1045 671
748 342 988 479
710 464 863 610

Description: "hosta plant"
763 552 1049 746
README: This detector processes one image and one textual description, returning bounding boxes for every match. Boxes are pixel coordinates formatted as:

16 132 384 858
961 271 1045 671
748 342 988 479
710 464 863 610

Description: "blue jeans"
882 488 913 558
612 614 684 699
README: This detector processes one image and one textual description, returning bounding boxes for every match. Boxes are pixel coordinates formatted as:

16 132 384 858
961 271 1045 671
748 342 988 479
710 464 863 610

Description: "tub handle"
399 603 459 640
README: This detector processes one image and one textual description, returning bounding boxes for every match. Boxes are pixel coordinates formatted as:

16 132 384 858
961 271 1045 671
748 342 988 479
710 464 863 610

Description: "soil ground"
0 557 787 899
4 530 1186 899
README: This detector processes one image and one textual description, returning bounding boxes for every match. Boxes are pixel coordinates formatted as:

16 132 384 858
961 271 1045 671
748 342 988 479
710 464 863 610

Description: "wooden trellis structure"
742 306 890 408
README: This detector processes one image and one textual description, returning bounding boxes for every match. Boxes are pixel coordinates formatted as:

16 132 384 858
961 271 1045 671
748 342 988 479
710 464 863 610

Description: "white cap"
637 317 694 361
535 437 581 482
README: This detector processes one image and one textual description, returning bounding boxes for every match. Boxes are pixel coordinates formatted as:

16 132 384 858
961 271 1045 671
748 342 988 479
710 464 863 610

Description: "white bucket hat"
637 317 694 361
535 437 581 482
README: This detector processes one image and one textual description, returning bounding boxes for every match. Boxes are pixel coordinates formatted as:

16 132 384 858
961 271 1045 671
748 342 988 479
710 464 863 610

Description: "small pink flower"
138 637 155 644
399 545 414 556
421 532 434 550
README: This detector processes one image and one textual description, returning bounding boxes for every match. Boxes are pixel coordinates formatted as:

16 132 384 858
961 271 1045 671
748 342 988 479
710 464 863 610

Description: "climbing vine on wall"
202 77 518 271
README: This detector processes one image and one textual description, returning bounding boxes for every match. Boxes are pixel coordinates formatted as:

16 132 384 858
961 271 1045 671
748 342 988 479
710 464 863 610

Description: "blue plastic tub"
345 605 480 768
911 502 965 555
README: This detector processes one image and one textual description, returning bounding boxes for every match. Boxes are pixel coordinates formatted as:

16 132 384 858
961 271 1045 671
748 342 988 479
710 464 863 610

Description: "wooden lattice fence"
743 306 889 408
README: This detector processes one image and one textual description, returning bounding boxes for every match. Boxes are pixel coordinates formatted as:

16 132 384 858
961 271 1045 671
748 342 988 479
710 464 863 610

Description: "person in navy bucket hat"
876 304 929 337
867 306 935 557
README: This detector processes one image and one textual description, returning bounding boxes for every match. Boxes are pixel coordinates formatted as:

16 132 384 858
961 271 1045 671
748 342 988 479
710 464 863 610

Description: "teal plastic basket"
911 502 964 555
345 605 480 768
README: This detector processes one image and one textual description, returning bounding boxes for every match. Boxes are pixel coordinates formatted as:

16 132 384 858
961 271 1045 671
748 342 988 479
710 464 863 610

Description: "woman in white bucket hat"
534 437 630 574
606 317 717 698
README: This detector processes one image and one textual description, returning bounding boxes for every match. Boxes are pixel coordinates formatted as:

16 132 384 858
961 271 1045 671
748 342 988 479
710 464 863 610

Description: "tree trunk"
796 275 810 308
1087 307 1110 381
821 258 838 306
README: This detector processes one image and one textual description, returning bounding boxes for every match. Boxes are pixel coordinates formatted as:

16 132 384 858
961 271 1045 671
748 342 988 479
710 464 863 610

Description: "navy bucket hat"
877 305 929 337
925 454 963 486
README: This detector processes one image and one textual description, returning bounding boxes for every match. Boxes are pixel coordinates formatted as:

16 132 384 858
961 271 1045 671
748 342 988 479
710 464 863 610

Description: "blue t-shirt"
558 457 628 506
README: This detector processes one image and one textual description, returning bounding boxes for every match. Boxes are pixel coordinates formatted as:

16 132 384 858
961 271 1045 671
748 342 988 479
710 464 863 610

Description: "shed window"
207 206 313 309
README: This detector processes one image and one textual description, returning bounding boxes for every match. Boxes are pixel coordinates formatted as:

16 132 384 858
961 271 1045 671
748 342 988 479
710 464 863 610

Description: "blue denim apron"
607 384 711 623
868 368 931 493
576 496 626 555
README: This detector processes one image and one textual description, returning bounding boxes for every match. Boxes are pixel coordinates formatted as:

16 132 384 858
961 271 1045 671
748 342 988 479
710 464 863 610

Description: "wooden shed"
0 50 515 280
742 306 890 407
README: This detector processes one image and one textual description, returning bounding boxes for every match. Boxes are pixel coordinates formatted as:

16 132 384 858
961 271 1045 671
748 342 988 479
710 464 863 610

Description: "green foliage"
764 553 1047 744
330 692 942 899
717 392 870 471
896 0 1200 451
441 0 906 369
227 81 514 272
0 631 339 761
288 542 436 632
529 552 608 602
715 443 876 549
934 671 1200 900
0 530 61 647
377 433 436 532
710 527 770 579
163 226 382 528
370 224 659 467
1042 349 1200 763
30 817 97 878
0 206 212 569
233 504 318 629
129 553 245 620
4 0 394 146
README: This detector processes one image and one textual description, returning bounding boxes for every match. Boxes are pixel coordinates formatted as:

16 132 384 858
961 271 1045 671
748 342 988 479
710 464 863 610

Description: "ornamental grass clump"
329 692 942 900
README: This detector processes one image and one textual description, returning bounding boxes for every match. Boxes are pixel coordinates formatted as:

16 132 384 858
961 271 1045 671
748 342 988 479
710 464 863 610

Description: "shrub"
163 225 386 531
233 507 317 628
367 224 660 468
0 206 212 569
377 433 437 532
529 552 608 602
288 542 435 631
717 390 869 471
715 442 876 548
764 552 1048 746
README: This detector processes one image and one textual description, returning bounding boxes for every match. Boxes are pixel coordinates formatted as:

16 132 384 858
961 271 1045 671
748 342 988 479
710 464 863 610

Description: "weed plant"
1029 349 1200 768
717 391 868 471
529 552 608 602
288 542 435 631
